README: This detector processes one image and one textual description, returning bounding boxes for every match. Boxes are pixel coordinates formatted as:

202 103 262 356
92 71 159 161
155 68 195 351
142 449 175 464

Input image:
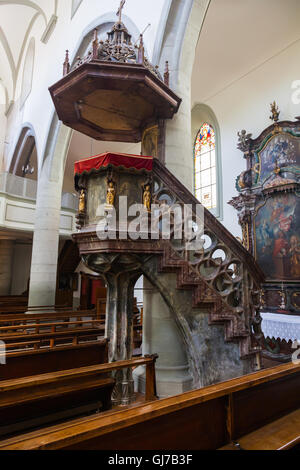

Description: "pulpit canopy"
49 9 181 143
74 152 153 190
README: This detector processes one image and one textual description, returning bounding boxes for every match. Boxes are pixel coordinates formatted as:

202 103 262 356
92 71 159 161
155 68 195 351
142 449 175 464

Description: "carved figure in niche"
142 126 158 157
106 180 116 206
143 184 151 212
79 189 86 213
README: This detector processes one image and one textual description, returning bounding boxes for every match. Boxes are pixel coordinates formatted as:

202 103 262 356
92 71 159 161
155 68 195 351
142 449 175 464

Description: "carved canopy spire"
117 0 126 23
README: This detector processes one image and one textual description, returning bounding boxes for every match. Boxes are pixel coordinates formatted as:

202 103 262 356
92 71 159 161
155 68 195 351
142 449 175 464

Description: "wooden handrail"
0 310 98 323
0 339 107 361
3 327 105 350
0 354 158 401
0 319 104 334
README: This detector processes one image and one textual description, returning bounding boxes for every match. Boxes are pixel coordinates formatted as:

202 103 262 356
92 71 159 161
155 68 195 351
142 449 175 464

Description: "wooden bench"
0 314 105 352
0 339 109 380
0 306 97 317
0 303 72 314
219 409 300 450
0 310 99 332
0 362 297 450
2 327 104 352
0 355 157 439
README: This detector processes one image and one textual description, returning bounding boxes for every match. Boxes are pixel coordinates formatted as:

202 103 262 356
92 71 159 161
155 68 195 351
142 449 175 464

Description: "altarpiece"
229 105 300 317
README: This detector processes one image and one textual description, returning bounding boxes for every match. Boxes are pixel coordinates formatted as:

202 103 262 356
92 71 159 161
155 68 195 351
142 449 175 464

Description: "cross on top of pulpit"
117 0 126 23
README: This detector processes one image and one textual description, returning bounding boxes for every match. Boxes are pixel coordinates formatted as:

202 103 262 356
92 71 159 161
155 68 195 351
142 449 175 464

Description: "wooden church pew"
0 306 96 317
0 310 98 329
0 339 109 380
0 318 103 337
219 409 300 450
0 362 297 450
0 355 157 439
1 325 105 352
0 313 104 352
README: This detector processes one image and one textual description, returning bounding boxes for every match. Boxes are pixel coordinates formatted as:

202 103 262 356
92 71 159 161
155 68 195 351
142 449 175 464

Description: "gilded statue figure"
78 189 86 213
106 181 115 206
143 185 151 212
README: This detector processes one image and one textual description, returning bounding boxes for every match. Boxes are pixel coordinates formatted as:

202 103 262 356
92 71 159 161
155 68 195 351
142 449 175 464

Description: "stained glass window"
194 123 217 210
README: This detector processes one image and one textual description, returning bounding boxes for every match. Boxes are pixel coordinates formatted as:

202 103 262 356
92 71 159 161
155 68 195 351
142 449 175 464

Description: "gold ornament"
143 184 151 212
78 189 86 213
106 181 115 206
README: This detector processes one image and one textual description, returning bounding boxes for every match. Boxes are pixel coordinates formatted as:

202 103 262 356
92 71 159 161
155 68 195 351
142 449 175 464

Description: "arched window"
192 104 223 219
194 123 216 210
9 126 37 181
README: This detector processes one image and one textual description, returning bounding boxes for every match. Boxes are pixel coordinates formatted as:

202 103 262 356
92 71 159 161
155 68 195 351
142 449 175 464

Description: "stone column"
157 0 210 191
83 253 143 405
134 277 193 398
0 238 15 295
105 270 140 405
28 123 71 307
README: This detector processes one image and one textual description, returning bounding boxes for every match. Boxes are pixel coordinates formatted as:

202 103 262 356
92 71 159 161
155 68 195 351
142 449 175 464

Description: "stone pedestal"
83 253 143 405
134 277 193 398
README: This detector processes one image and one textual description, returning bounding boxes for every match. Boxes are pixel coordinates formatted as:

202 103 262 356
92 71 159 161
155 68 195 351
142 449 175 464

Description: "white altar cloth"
261 312 300 342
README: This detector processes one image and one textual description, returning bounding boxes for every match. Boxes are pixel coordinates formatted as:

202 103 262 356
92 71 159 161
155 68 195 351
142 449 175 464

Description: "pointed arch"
9 124 38 180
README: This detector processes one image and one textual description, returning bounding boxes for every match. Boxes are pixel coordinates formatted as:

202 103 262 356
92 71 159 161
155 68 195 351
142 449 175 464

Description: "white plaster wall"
0 84 7 171
11 242 32 295
192 39 300 237
3 0 166 177
0 104 6 171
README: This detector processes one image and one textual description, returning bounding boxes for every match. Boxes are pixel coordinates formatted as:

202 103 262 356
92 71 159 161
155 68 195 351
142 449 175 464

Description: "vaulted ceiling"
192 0 300 104
0 0 57 108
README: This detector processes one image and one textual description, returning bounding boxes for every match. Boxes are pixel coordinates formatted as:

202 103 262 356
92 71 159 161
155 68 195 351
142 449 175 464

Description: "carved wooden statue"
78 189 86 213
143 184 151 212
106 181 116 207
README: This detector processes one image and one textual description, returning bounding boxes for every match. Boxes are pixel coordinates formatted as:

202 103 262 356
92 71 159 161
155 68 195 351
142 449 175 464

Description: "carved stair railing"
151 159 265 359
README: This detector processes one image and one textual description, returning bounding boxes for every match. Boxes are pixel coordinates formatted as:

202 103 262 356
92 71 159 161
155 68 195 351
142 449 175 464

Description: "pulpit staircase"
137 158 265 382
73 155 265 393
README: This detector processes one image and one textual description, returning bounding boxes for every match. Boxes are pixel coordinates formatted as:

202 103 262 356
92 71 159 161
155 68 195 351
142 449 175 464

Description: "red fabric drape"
74 152 153 175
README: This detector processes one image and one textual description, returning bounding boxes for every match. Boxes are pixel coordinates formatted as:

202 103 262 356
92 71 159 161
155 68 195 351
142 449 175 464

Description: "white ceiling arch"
0 0 57 110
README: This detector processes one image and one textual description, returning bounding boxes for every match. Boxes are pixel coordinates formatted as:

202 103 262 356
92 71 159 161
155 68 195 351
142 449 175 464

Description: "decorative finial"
117 0 126 23
92 29 98 59
63 50 70 76
138 34 144 64
279 283 286 310
164 61 169 87
270 101 280 123
237 129 252 154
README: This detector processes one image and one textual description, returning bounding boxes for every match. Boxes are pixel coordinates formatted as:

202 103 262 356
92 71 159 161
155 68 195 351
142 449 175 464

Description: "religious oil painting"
256 133 300 184
255 192 300 280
